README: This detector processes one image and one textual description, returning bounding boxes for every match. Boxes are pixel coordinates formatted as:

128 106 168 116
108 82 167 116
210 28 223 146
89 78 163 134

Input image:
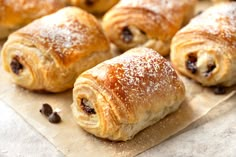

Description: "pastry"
68 0 119 13
0 0 65 39
212 0 235 3
102 0 197 56
1 7 111 92
72 47 185 141
171 2 236 87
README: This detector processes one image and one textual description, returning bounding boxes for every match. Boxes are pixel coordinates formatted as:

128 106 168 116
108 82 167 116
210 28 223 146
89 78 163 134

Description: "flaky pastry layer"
1 7 111 92
72 48 185 141
0 0 65 39
171 2 236 87
102 0 197 56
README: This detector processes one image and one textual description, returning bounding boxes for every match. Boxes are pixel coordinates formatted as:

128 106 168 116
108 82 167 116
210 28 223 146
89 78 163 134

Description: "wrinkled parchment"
0 61 235 157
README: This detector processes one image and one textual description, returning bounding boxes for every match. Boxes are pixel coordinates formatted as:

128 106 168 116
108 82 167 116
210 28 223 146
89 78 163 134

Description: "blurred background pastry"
0 0 66 39
67 0 119 14
102 0 197 56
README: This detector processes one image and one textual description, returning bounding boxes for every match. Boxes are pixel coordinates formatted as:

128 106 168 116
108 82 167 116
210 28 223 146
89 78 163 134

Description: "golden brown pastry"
0 0 66 39
1 7 111 92
171 2 236 87
102 0 197 56
72 47 185 141
68 0 119 13
211 0 235 3
199 0 235 4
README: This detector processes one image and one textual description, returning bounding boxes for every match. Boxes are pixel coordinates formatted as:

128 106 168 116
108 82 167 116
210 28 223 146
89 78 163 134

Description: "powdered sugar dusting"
118 0 187 14
117 0 194 23
96 48 181 109
182 2 236 47
1 0 64 24
17 7 101 65
36 18 89 55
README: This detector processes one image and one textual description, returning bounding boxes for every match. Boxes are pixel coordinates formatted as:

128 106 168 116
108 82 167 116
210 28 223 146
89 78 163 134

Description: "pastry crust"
102 0 197 56
211 0 234 3
72 47 185 141
171 2 236 87
68 0 119 13
1 7 111 92
0 0 65 39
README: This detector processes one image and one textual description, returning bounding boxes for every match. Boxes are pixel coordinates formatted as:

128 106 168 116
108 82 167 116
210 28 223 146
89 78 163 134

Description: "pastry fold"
72 47 185 141
102 0 197 56
68 0 119 13
0 0 65 39
211 0 234 3
1 7 111 92
171 2 236 87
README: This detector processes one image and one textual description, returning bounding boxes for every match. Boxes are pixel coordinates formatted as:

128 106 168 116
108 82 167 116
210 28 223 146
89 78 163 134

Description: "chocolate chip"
85 0 94 6
48 112 61 124
204 63 216 77
121 27 133 43
188 54 197 62
10 57 23 75
140 30 146 35
214 86 226 95
196 10 203 16
81 98 96 115
40 103 53 117
186 54 197 74
186 60 197 74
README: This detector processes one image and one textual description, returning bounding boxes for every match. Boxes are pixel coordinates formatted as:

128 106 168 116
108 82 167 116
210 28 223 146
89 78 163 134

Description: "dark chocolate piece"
40 103 53 117
48 112 61 124
140 30 146 35
196 10 203 16
186 60 197 74
81 98 96 115
214 86 226 95
121 27 133 43
85 0 94 6
186 54 197 74
204 63 216 77
10 57 23 75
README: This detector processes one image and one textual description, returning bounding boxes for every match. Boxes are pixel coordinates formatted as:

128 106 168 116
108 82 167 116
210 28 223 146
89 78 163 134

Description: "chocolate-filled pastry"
171 2 236 87
1 7 111 92
68 0 119 13
72 47 185 141
102 0 197 56
0 0 65 39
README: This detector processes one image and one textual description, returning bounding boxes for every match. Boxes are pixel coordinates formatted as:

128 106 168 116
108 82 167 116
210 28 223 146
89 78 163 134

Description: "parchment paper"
0 59 235 157
1 1 236 157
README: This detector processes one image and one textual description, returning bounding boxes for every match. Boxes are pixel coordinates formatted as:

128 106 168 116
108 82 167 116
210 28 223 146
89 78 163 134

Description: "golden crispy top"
84 48 184 121
9 7 109 66
116 0 196 26
103 0 197 42
177 2 236 48
0 0 65 28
